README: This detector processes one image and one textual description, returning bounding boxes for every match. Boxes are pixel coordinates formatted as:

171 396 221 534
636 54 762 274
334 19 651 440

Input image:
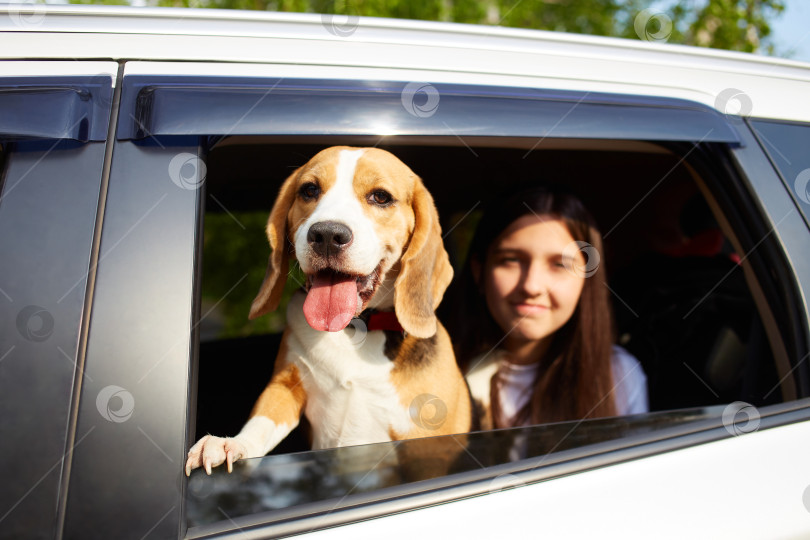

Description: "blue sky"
647 0 809 64
769 0 810 63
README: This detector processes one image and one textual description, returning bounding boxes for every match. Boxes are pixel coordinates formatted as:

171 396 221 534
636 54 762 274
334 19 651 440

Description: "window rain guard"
0 77 113 141
120 78 742 144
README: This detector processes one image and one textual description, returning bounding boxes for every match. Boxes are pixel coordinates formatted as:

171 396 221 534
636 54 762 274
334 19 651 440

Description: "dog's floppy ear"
249 168 300 320
394 178 454 338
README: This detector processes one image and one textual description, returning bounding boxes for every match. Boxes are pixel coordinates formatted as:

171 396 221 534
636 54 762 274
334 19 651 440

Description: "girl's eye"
368 189 393 206
559 255 578 270
299 182 320 201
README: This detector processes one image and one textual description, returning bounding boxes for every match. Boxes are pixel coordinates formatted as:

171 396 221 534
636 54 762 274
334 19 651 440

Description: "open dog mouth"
302 265 381 332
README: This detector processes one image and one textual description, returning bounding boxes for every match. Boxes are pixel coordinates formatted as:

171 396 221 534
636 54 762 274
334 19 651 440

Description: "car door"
50 60 810 539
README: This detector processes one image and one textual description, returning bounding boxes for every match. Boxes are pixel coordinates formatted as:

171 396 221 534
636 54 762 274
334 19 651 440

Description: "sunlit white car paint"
296 420 810 539
1 4 809 123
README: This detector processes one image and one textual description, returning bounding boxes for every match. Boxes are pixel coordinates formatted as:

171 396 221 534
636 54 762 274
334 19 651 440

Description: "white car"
1 5 809 539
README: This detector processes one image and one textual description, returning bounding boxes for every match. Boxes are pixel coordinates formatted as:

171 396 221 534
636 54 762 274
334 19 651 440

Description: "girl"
446 186 648 430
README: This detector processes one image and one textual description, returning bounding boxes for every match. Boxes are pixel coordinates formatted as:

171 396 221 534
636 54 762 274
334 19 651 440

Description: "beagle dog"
186 146 471 475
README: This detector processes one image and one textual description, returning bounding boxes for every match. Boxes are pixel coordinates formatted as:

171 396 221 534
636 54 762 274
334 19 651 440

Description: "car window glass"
186 406 723 533
749 120 810 226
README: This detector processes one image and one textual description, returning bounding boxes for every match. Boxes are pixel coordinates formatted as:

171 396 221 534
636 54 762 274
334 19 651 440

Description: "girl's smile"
513 302 550 315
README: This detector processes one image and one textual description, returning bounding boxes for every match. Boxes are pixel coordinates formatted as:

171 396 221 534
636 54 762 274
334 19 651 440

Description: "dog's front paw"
185 435 248 476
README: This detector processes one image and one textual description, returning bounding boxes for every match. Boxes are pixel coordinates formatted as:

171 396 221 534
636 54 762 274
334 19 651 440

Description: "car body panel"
293 419 810 539
1 5 809 122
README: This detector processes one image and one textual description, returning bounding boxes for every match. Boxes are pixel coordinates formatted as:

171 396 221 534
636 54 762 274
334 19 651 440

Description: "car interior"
194 135 783 454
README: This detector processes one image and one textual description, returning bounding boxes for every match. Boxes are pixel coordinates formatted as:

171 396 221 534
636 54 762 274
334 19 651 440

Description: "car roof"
2 4 810 123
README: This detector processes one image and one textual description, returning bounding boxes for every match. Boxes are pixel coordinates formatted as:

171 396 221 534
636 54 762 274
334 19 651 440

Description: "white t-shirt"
465 345 648 429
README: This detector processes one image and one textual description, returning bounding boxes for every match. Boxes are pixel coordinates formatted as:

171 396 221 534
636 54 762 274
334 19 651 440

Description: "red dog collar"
365 310 404 333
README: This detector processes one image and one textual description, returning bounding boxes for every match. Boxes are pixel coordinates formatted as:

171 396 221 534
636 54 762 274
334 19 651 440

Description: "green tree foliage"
495 0 629 36
143 0 785 54
201 211 308 336
67 0 131 5
670 0 784 53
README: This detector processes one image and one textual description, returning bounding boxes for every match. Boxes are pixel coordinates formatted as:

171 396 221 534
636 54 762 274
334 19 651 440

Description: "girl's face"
478 214 586 356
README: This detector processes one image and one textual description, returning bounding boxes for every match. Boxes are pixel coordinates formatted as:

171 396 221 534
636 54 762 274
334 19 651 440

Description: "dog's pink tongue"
303 272 358 332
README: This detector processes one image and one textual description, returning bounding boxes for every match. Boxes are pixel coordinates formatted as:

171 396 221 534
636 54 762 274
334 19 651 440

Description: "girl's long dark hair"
444 185 617 426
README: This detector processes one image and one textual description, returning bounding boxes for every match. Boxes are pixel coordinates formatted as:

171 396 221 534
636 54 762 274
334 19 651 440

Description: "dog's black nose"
307 221 353 257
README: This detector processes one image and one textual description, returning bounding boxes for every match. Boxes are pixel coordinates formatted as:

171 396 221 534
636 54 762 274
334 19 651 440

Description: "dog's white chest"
285 292 411 448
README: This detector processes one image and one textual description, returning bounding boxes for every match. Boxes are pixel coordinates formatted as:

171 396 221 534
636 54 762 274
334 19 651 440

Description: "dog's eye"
299 182 320 201
368 189 393 207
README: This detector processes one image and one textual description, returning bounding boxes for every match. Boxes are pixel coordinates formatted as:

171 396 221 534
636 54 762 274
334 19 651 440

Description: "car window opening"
183 135 789 532
193 137 781 446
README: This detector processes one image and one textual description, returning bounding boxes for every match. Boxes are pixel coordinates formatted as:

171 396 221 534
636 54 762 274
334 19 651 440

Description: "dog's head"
249 146 453 339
